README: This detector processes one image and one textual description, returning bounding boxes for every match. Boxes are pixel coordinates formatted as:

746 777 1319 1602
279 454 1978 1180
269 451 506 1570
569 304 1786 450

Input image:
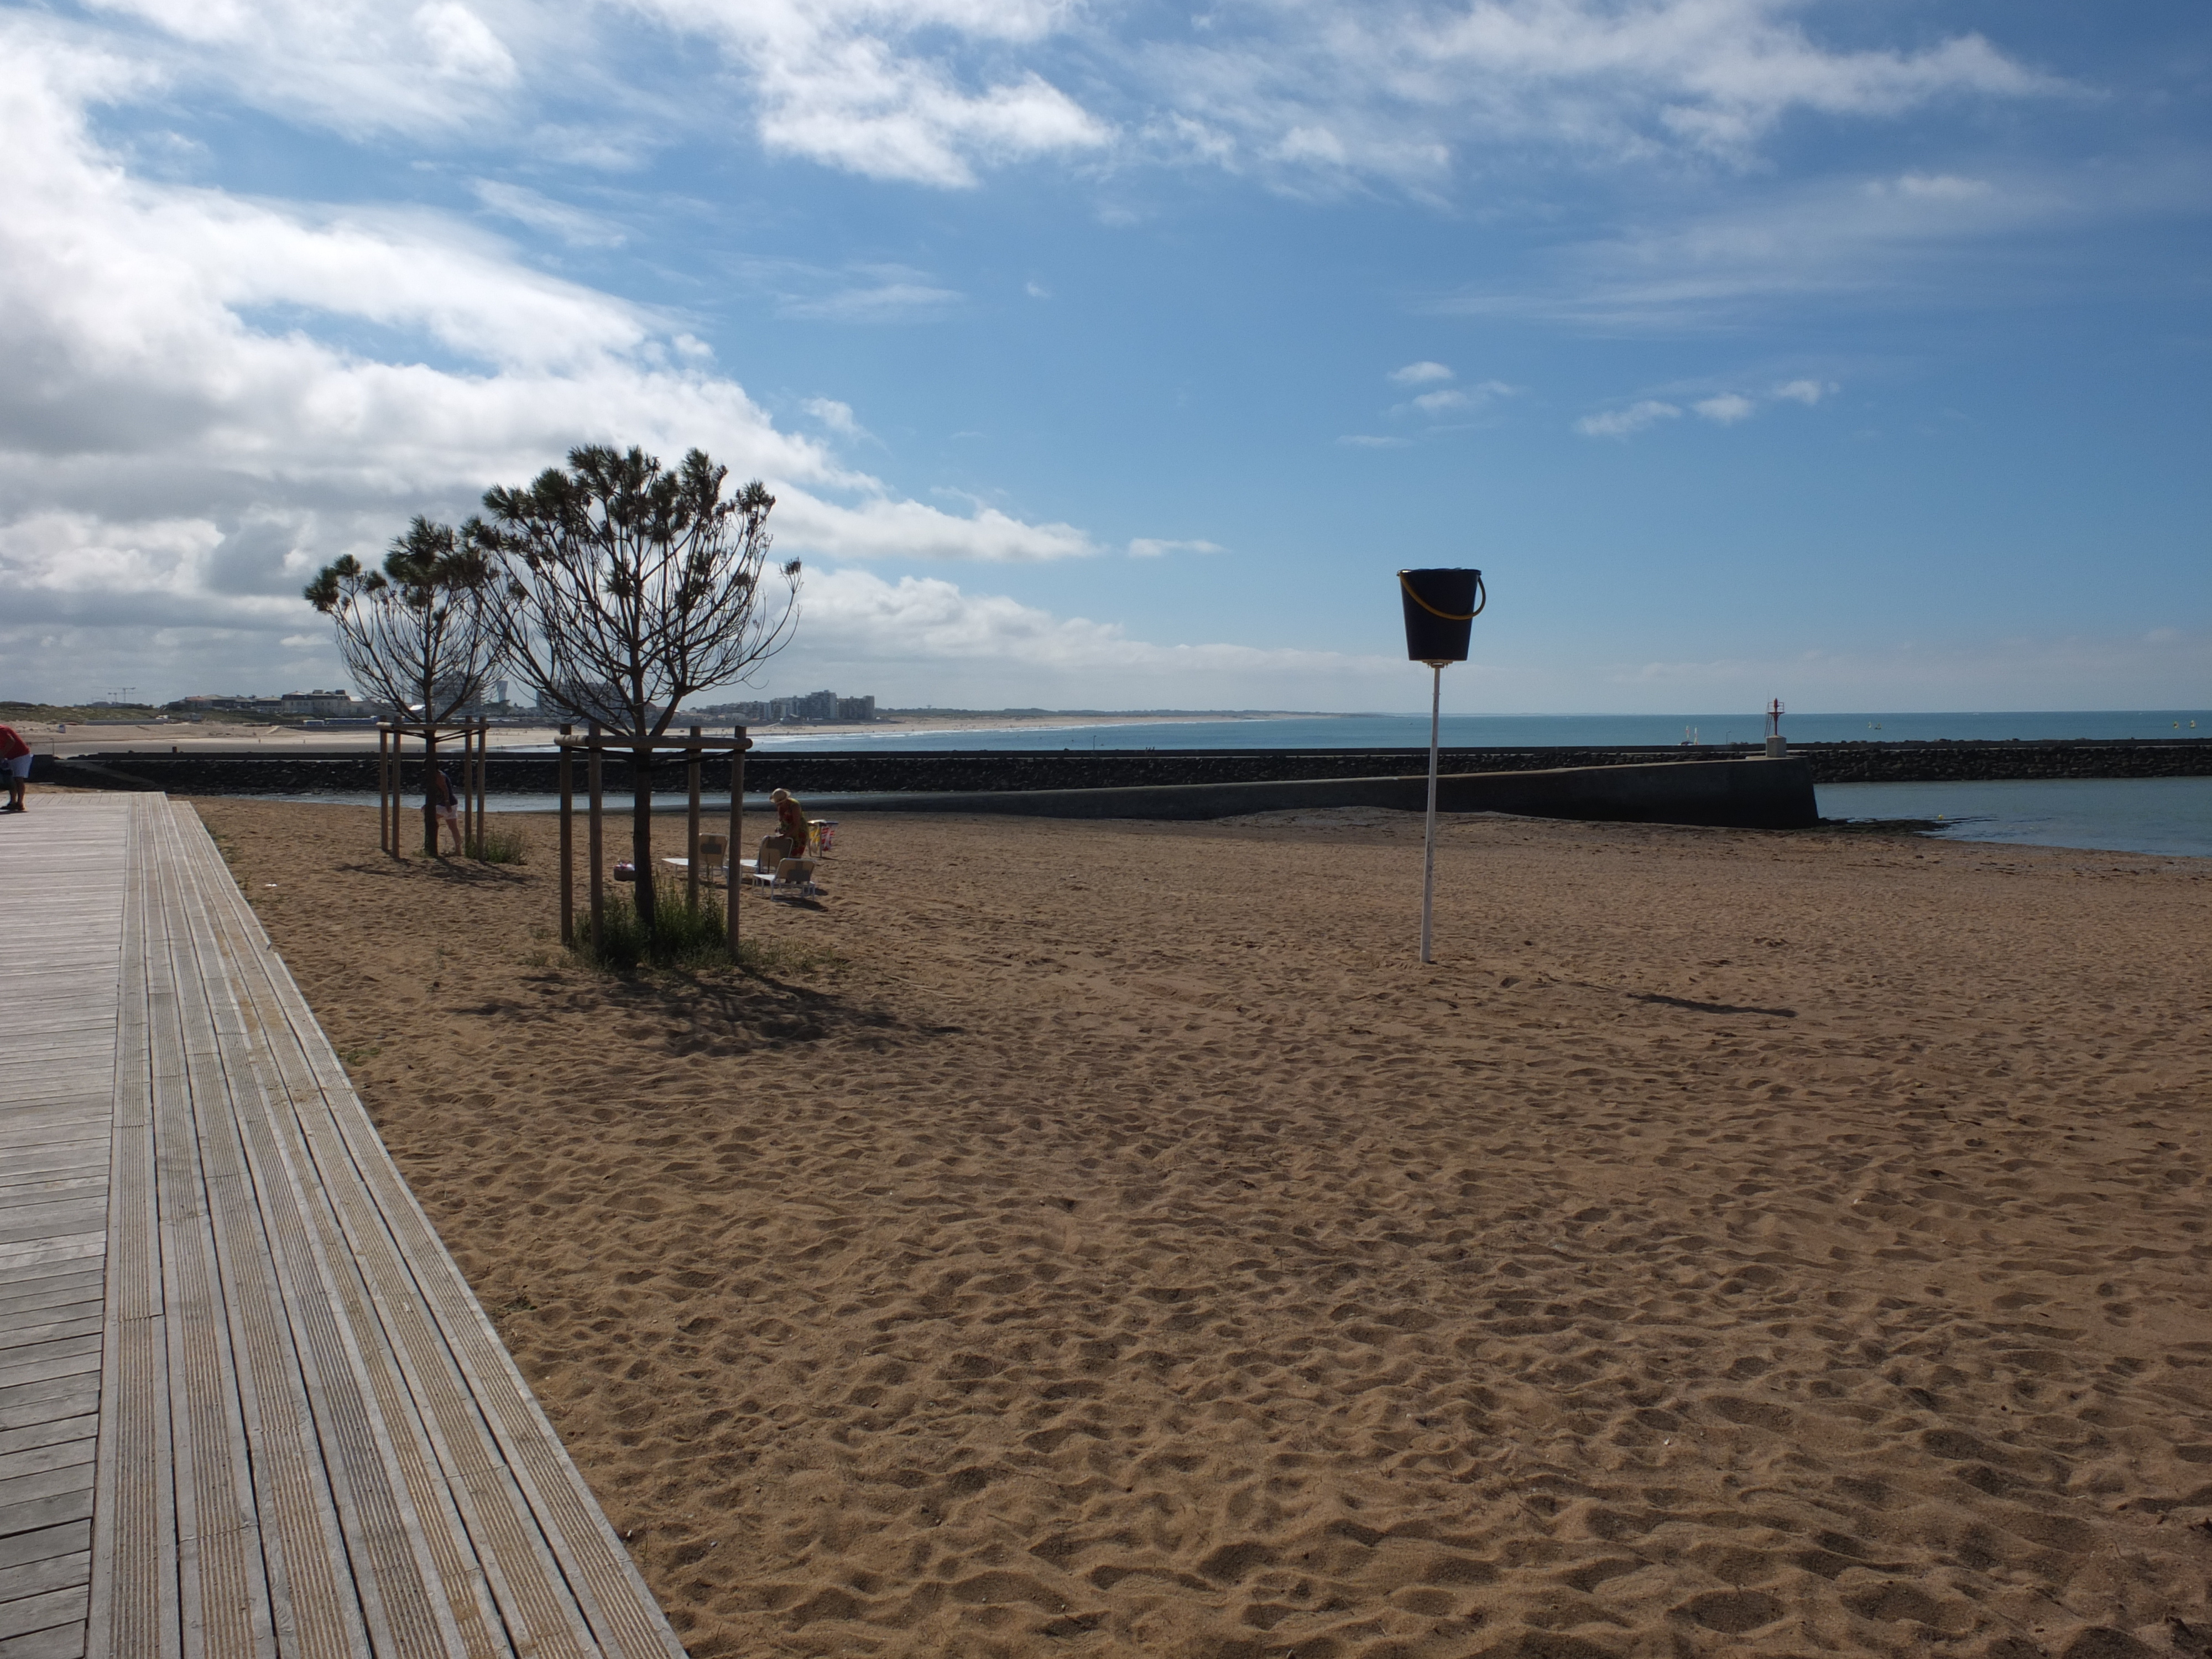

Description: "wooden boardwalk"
1 797 684 1658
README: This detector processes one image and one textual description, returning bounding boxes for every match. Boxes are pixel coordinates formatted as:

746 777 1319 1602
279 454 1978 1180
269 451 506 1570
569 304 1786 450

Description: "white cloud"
801 397 864 437
630 0 1110 189
1431 160 2135 328
1772 378 1835 405
1693 393 1755 424
769 266 963 321
1128 0 2051 194
1127 538 1223 559
1338 434 1411 448
0 26 1098 696
1884 173 1993 200
1390 378 1516 419
1389 360 1454 386
775 566 1404 706
774 497 1094 563
79 0 531 138
470 180 625 247
70 0 2053 200
1574 400 1681 437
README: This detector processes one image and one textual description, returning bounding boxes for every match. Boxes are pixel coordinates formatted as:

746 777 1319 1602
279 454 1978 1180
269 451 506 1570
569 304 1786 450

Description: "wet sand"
193 799 2212 1659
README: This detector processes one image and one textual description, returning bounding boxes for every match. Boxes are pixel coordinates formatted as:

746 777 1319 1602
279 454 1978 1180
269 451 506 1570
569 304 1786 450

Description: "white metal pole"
1421 661 1442 964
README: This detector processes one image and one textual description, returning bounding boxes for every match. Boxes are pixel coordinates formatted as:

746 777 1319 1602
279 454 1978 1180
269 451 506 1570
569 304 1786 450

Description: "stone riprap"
34 738 2211 799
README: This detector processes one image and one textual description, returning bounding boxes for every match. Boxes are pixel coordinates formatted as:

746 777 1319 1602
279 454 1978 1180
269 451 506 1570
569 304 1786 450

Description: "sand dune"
196 799 2212 1658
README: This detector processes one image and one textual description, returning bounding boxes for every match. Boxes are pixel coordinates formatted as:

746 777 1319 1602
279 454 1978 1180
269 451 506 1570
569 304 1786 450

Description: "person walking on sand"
426 764 462 854
0 723 31 813
770 786 810 854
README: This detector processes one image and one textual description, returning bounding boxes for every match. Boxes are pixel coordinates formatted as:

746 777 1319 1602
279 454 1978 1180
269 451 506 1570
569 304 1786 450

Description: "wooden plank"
0 1522 87 1576
0 1490 92 1542
0 1587 88 1643
0 1550 88 1608
0 1419 93 1462
0 1212 106 1255
0 1180 104 1208
0 1617 88 1658
139 802 275 1659
0 1318 98 1357
0 1438 92 1486
0 1154 107 1191
177 809 586 1657
0 1344 99 1395
0 1275 104 1322
0 1103 111 1140
160 804 452 1659
0 1383 98 1436
173 805 683 1658
86 794 173 1659
0 1460 92 1514
0 1250 101 1295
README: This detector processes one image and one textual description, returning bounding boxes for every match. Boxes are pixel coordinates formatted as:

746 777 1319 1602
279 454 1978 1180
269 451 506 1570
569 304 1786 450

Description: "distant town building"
281 689 363 716
696 690 878 725
169 690 367 718
534 681 665 727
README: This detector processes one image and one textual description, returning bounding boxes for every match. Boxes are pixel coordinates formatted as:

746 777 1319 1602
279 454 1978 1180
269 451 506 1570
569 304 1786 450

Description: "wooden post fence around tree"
378 717 491 860
686 726 703 914
587 719 604 953
558 723 574 948
546 725 752 959
728 725 748 957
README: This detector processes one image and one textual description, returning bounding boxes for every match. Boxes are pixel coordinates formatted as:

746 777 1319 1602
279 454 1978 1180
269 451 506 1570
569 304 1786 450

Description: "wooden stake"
727 724 745 958
686 726 702 915
377 726 389 853
558 723 574 947
587 721 604 952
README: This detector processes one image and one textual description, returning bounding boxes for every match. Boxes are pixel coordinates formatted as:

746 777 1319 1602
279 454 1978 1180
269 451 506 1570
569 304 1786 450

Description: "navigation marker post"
1397 568 1486 964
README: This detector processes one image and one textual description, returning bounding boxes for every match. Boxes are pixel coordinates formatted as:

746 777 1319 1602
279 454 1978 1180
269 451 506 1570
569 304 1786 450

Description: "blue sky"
0 0 2204 713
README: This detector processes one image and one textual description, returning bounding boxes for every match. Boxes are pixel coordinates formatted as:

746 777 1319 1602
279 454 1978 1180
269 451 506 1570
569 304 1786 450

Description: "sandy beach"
185 796 2212 1658
17 707 1314 756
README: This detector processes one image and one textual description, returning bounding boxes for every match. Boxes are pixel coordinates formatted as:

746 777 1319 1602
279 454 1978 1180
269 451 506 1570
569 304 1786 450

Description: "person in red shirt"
770 787 810 852
0 724 30 813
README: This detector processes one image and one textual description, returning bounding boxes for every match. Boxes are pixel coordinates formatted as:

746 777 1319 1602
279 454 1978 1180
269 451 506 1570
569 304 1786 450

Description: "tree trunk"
632 746 656 937
422 729 439 855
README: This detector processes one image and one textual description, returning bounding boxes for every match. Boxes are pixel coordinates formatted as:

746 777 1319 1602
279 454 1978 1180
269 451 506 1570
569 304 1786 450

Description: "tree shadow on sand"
473 957 905 1058
337 854 534 889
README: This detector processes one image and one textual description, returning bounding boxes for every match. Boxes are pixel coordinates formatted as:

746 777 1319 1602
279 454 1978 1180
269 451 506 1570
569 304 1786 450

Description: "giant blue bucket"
1399 568 1485 662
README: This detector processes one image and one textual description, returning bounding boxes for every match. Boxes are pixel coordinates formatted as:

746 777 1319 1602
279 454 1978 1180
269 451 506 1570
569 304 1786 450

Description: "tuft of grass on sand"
573 874 842 978
575 876 841 982
467 823 528 864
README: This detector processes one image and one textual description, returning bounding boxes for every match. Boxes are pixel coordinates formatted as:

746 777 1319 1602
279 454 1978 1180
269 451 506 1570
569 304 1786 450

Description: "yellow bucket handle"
1399 570 1487 622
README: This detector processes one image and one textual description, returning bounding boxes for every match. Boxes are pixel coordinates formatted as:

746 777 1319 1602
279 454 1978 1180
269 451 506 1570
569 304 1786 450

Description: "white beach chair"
660 833 732 886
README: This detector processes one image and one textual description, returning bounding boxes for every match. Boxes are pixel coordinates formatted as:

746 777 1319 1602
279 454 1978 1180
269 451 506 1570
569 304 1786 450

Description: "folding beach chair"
766 855 821 899
659 832 731 885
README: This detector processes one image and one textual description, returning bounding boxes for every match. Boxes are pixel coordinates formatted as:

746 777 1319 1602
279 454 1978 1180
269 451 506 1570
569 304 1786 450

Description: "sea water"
745 708 2208 752
269 708 2212 859
1815 777 2212 860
